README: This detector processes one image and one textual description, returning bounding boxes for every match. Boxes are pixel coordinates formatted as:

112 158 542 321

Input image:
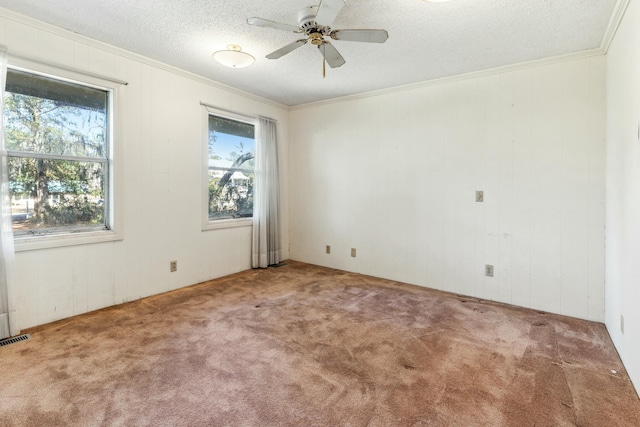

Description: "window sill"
203 217 252 231
14 229 123 252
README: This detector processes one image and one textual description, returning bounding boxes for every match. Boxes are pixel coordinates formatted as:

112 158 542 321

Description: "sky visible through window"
4 72 109 235
209 131 254 168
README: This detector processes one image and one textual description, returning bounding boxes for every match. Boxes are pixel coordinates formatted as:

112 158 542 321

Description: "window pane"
8 158 106 236
208 115 254 141
208 115 255 220
5 69 108 158
208 169 254 220
4 69 112 238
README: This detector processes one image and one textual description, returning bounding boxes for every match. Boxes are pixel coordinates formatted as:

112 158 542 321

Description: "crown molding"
601 0 631 54
291 48 605 111
0 6 289 112
1 0 628 113
292 0 630 111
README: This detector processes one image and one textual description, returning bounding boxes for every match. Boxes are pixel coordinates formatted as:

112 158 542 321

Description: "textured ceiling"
0 0 618 106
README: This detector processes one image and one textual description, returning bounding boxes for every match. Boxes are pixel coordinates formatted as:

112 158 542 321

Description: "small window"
206 113 255 222
4 69 111 238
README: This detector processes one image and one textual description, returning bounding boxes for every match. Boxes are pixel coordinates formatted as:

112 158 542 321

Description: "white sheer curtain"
252 117 280 269
0 45 17 338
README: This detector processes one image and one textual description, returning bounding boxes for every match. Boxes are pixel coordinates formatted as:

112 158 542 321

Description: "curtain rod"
200 101 277 123
8 52 129 86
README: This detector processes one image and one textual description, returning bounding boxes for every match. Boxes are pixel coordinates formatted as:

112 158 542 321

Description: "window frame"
202 106 255 231
6 58 123 252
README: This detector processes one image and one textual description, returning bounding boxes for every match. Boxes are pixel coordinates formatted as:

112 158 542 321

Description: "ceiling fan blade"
318 41 345 68
314 0 345 27
330 29 389 43
266 39 308 59
247 17 301 33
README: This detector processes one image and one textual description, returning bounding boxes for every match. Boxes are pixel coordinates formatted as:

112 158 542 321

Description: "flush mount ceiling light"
212 45 255 68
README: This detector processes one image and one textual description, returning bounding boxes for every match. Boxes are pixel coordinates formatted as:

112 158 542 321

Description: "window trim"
6 58 124 252
201 105 255 231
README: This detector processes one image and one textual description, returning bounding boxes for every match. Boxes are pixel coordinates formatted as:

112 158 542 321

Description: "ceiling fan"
247 0 389 69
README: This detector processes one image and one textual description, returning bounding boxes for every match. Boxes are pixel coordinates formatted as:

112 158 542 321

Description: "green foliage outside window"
207 115 255 220
4 69 108 235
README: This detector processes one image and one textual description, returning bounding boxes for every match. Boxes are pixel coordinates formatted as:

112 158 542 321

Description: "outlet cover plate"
485 264 494 277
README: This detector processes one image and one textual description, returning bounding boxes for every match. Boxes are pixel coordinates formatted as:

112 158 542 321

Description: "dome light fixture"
213 45 255 68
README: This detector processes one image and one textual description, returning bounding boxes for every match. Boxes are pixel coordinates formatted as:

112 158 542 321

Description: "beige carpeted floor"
1 261 639 426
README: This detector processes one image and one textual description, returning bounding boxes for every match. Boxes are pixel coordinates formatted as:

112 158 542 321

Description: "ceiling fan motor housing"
298 6 320 32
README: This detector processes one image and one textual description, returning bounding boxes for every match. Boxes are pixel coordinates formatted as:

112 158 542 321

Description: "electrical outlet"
485 264 493 277
476 191 484 203
170 261 177 272
326 245 331 254
621 315 625 334
351 248 356 257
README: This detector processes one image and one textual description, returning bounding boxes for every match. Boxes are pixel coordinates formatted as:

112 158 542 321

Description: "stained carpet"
1 261 639 426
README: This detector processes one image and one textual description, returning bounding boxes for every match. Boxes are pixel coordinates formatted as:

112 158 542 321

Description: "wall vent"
0 334 31 347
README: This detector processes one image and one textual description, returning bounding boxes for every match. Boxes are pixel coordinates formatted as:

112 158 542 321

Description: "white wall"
0 11 290 330
605 0 640 394
290 56 606 322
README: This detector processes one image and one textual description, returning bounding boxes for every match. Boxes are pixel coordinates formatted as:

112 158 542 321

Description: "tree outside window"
207 114 255 220
4 69 110 237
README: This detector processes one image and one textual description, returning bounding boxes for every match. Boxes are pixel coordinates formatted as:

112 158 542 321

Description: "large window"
206 113 255 222
4 69 111 238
